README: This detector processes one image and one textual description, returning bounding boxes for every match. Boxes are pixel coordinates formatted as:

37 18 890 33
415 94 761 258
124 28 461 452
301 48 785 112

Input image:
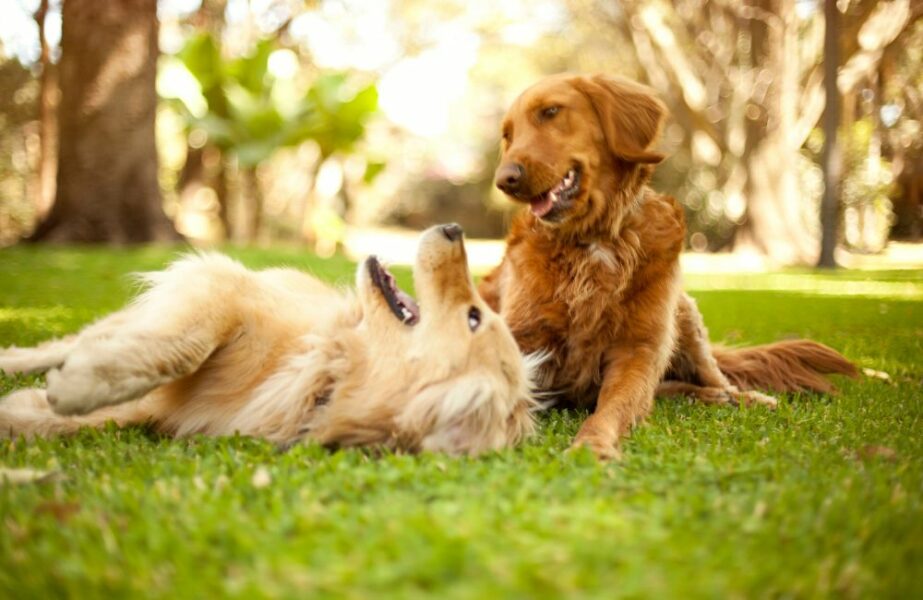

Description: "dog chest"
500 241 635 398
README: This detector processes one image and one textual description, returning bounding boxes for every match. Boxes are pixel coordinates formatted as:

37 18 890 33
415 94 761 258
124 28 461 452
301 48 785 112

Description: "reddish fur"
714 341 858 394
482 73 856 458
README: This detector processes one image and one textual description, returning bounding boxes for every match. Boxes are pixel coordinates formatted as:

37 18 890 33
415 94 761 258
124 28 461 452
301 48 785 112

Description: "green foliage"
177 32 224 94
804 118 896 251
297 73 380 159
841 120 894 207
165 33 379 167
0 247 921 598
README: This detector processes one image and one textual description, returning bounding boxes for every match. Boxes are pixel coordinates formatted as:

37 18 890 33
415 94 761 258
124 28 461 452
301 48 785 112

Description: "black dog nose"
495 163 525 194
441 223 463 242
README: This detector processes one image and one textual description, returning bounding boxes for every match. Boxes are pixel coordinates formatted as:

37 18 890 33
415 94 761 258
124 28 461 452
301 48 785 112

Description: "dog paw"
570 422 622 461
736 390 778 409
45 364 112 416
568 435 622 461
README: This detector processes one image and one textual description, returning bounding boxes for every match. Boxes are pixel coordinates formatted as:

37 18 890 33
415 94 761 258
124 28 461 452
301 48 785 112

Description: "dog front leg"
571 344 666 460
0 335 79 375
0 309 137 376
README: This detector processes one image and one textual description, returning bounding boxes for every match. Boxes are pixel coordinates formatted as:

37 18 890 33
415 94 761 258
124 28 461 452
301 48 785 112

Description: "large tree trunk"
34 0 57 221
734 0 817 264
817 0 841 267
30 0 178 243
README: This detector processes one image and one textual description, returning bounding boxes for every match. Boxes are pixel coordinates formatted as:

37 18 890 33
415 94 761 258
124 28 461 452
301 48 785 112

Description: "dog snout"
495 163 525 195
441 223 464 242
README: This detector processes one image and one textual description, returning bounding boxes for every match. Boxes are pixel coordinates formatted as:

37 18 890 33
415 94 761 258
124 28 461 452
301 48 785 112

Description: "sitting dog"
0 224 538 455
479 73 856 459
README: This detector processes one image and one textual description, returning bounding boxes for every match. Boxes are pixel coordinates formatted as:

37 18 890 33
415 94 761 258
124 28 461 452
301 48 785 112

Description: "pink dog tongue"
530 195 553 217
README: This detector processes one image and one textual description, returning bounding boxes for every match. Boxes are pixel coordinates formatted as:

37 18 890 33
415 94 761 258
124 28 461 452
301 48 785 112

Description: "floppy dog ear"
399 373 536 456
573 74 667 165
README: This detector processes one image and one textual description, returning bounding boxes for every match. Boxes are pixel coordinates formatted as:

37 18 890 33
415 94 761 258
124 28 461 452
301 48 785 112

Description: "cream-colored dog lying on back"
0 224 538 455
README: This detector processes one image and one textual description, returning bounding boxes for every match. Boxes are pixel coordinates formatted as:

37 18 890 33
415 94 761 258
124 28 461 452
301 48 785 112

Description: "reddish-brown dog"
479 73 856 459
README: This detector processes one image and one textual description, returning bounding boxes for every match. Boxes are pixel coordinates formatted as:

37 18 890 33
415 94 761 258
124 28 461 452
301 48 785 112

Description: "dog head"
318 224 538 456
496 73 667 229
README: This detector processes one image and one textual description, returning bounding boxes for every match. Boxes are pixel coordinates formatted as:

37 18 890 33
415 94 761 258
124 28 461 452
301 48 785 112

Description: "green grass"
1 244 921 599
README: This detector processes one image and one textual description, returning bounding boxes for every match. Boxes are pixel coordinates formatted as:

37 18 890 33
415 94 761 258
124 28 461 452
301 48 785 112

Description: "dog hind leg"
668 293 779 408
0 388 155 439
656 380 777 408
671 293 733 387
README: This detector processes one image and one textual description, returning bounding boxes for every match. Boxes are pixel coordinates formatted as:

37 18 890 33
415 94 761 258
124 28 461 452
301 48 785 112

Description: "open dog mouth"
530 166 581 219
367 256 420 325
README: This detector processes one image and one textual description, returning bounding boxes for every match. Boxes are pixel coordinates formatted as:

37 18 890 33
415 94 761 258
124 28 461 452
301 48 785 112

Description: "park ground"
0 243 921 598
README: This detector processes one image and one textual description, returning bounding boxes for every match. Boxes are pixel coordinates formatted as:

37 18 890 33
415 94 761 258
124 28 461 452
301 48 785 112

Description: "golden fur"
0 225 538 456
480 73 857 459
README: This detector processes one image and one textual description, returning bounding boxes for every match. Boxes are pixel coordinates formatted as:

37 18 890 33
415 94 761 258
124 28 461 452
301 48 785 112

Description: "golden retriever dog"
0 224 538 455
479 73 857 459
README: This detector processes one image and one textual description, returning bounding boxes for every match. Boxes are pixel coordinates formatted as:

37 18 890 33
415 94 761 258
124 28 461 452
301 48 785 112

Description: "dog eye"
540 106 560 120
467 306 482 332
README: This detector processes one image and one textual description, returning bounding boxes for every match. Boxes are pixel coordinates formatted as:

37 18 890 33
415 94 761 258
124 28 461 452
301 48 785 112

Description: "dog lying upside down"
0 225 538 455
480 73 857 459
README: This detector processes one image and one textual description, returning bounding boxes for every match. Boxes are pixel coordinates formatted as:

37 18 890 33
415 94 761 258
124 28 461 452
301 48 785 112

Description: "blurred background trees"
603 0 922 263
0 0 920 263
31 0 178 242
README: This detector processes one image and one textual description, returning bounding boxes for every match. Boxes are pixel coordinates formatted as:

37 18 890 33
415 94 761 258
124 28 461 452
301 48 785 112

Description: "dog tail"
714 340 857 394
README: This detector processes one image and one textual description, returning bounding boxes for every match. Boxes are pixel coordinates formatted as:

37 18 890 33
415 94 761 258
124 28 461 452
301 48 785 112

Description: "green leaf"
224 85 286 144
363 160 386 184
190 113 237 148
178 33 223 91
235 139 283 167
226 39 275 96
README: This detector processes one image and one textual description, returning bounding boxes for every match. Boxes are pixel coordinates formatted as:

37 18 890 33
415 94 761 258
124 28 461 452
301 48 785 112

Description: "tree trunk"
241 166 263 242
817 0 841 267
34 0 57 220
299 157 326 244
214 153 232 238
30 0 178 243
734 0 818 264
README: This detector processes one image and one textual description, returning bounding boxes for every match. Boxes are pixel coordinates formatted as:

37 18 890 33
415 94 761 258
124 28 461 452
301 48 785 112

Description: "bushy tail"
714 340 857 394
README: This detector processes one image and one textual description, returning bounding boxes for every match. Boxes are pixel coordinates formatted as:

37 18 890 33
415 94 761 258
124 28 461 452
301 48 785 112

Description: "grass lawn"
1 244 921 598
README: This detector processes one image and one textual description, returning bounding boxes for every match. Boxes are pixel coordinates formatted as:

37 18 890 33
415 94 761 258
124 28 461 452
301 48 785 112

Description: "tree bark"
241 166 263 242
34 0 57 220
734 0 818 264
817 0 841 267
30 0 179 243
214 153 232 238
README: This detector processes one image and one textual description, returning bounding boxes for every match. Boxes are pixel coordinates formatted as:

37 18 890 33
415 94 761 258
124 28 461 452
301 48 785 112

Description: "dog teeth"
401 307 413 322
546 170 576 205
